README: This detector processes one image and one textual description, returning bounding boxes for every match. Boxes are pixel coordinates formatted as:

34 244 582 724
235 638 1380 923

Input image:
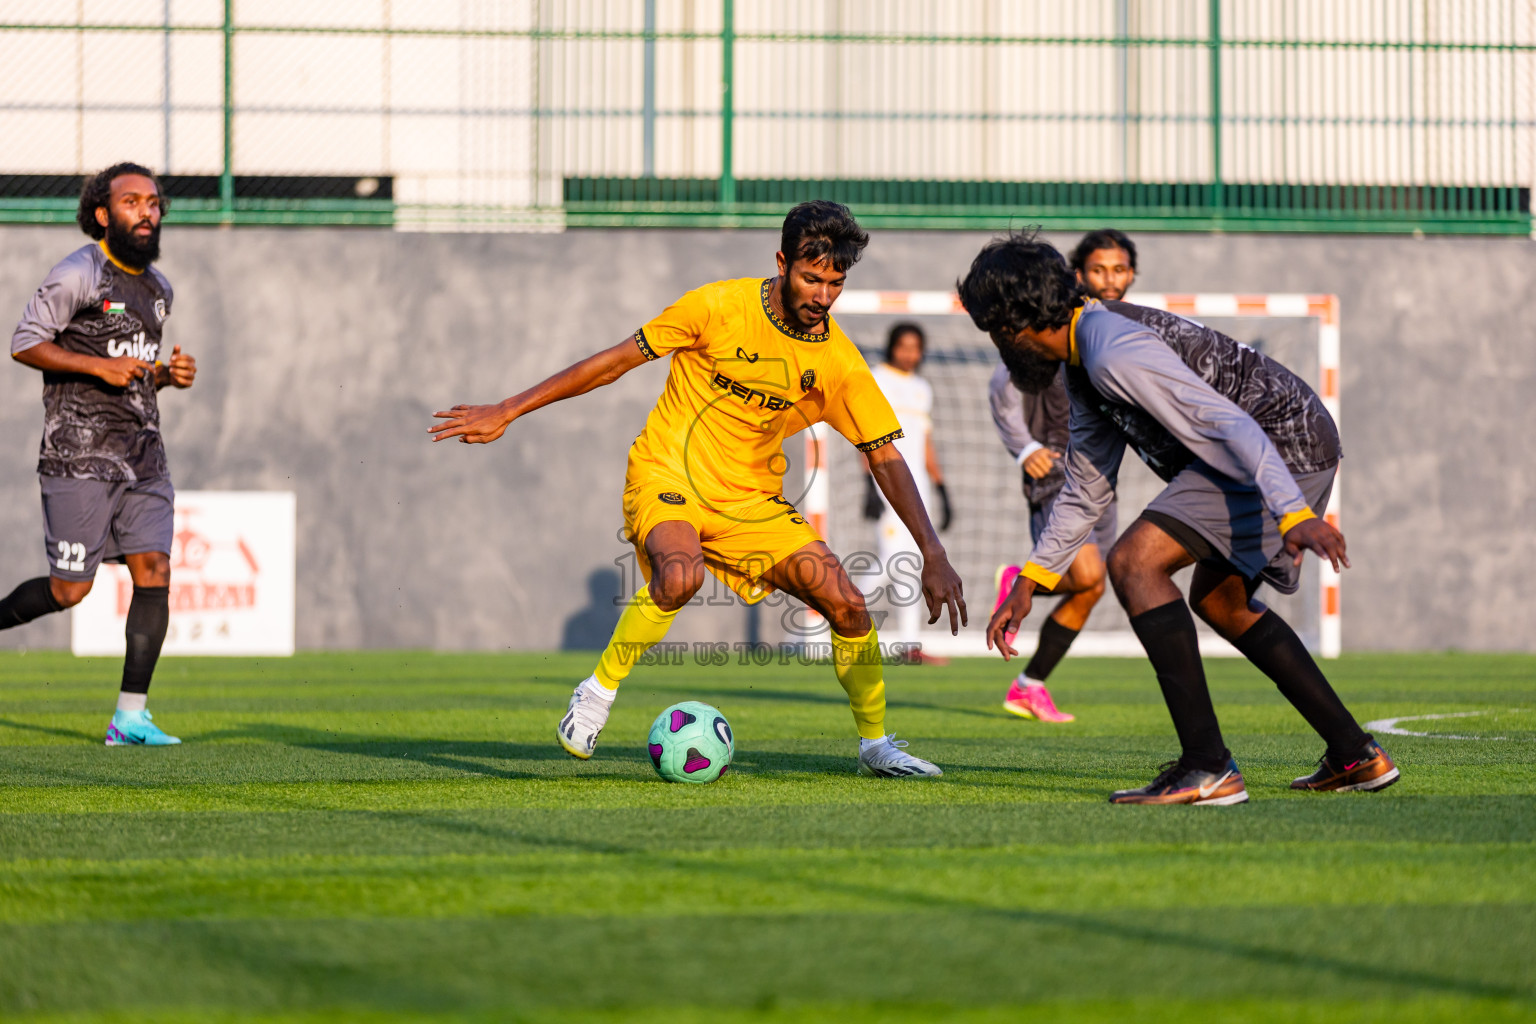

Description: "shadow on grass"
631 840 1531 1004
0 716 98 742
191 721 645 782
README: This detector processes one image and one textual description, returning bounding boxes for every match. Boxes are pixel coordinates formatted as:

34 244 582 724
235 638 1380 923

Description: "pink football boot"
1003 678 1075 723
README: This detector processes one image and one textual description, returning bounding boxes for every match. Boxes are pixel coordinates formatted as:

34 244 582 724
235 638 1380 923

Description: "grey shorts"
1140 462 1336 595
1031 494 1118 552
40 475 175 582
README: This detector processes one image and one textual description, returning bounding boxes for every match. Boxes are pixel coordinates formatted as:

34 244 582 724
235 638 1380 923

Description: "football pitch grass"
1 650 1533 1024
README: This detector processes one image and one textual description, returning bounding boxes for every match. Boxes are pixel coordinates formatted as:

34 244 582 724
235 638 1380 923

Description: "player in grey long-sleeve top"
959 231 1398 805
1 163 196 746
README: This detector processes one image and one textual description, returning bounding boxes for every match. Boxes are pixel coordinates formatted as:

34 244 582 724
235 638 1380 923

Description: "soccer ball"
647 701 734 783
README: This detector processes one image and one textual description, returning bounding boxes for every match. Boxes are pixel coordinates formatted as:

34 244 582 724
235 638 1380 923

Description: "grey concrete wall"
0 225 1531 651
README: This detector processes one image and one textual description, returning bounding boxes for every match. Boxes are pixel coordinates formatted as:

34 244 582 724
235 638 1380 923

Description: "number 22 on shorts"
55 541 85 573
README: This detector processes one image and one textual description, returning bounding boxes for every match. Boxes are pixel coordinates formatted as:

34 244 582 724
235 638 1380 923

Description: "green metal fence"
2 1 1531 233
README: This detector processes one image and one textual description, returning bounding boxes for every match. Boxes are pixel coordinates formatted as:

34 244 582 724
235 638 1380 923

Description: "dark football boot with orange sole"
1110 756 1249 806
1291 739 1400 792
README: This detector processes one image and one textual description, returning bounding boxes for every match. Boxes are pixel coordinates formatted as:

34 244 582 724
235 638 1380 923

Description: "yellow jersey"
630 277 903 507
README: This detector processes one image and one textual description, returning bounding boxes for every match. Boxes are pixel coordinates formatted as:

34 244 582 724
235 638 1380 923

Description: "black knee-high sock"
1023 617 1079 682
0 578 63 630
121 586 170 695
1128 599 1229 772
1231 609 1369 759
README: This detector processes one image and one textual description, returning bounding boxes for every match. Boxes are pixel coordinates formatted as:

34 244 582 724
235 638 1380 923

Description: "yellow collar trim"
1067 304 1087 366
98 238 143 275
761 277 829 343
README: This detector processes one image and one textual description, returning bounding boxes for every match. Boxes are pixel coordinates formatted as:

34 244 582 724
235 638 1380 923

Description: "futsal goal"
806 291 1343 660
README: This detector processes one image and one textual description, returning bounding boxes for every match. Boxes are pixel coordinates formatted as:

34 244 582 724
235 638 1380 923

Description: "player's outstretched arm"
987 576 1036 661
13 341 153 388
429 336 650 445
866 444 967 634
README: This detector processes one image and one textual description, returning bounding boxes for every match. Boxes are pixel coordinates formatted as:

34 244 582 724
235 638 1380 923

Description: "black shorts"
39 475 175 582
1140 463 1336 595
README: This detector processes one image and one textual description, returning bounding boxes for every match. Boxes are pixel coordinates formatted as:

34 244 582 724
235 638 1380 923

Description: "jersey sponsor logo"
107 331 159 363
735 347 759 363
767 494 806 525
658 491 687 505
710 370 796 411
153 298 168 323
102 300 127 315
800 369 817 391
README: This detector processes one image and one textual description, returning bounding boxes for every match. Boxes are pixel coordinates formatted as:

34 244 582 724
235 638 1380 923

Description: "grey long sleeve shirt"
1022 299 1339 587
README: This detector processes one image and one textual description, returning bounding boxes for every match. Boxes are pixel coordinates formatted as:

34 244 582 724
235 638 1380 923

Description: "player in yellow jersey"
430 202 966 777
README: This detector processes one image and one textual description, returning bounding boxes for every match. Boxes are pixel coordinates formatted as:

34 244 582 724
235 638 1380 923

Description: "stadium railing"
1 0 1531 234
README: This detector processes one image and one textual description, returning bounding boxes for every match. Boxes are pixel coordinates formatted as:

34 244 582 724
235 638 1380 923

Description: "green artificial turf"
1 650 1533 1023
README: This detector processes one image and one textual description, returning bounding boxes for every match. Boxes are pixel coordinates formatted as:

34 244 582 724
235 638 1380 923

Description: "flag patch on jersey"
102 300 127 315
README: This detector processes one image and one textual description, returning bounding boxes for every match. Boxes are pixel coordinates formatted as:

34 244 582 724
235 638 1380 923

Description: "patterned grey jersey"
1080 300 1340 479
1025 299 1340 581
11 243 173 482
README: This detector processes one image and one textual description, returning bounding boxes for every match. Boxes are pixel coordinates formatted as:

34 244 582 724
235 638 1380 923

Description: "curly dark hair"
77 162 167 239
780 200 869 273
1069 228 1137 272
956 229 1083 339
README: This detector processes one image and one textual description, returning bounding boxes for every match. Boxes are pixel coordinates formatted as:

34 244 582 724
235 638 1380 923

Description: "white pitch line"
1363 710 1521 740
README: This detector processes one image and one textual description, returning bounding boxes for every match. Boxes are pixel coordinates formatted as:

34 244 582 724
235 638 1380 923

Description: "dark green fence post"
220 0 234 224
1208 0 1222 220
720 0 735 212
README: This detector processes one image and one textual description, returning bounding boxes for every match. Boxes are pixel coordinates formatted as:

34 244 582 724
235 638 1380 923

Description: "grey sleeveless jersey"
11 243 173 482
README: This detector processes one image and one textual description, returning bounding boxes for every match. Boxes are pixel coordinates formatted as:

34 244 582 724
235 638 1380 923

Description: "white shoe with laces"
857 734 943 778
557 678 613 760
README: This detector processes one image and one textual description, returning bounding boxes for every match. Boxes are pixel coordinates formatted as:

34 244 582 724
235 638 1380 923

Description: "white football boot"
857 734 943 778
556 677 614 760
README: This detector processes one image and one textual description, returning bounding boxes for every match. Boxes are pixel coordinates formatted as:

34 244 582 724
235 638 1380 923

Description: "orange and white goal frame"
818 290 1343 658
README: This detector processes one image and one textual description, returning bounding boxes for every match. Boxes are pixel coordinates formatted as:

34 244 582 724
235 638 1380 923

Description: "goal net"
808 292 1342 660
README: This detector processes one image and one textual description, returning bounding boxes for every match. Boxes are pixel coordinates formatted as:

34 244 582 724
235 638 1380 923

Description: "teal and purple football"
647 700 734 783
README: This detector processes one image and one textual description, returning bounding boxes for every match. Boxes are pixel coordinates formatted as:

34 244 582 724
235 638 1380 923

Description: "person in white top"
865 323 951 662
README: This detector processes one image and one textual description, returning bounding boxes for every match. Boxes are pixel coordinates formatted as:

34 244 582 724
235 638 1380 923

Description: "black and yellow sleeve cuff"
633 329 659 360
855 429 905 454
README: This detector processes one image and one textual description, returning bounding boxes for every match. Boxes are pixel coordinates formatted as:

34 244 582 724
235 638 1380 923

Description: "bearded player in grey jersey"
962 232 1397 804
3 163 197 746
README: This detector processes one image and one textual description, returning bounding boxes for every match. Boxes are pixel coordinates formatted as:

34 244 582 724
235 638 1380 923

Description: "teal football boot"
105 709 181 746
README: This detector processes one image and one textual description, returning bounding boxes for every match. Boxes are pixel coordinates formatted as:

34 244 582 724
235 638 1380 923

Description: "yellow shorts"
623 463 821 605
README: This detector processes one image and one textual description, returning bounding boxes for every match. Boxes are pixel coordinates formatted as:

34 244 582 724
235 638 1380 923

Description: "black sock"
1129 599 1229 772
1230 609 1369 760
0 577 63 630
121 585 170 695
1023 617 1079 682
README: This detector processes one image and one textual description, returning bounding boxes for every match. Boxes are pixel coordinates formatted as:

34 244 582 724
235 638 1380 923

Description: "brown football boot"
1110 757 1249 806
1291 739 1400 792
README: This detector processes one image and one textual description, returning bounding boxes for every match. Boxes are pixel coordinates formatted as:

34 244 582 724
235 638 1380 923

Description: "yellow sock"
594 585 680 689
831 628 887 740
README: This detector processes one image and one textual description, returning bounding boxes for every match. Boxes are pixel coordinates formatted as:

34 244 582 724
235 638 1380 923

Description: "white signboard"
71 491 296 657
